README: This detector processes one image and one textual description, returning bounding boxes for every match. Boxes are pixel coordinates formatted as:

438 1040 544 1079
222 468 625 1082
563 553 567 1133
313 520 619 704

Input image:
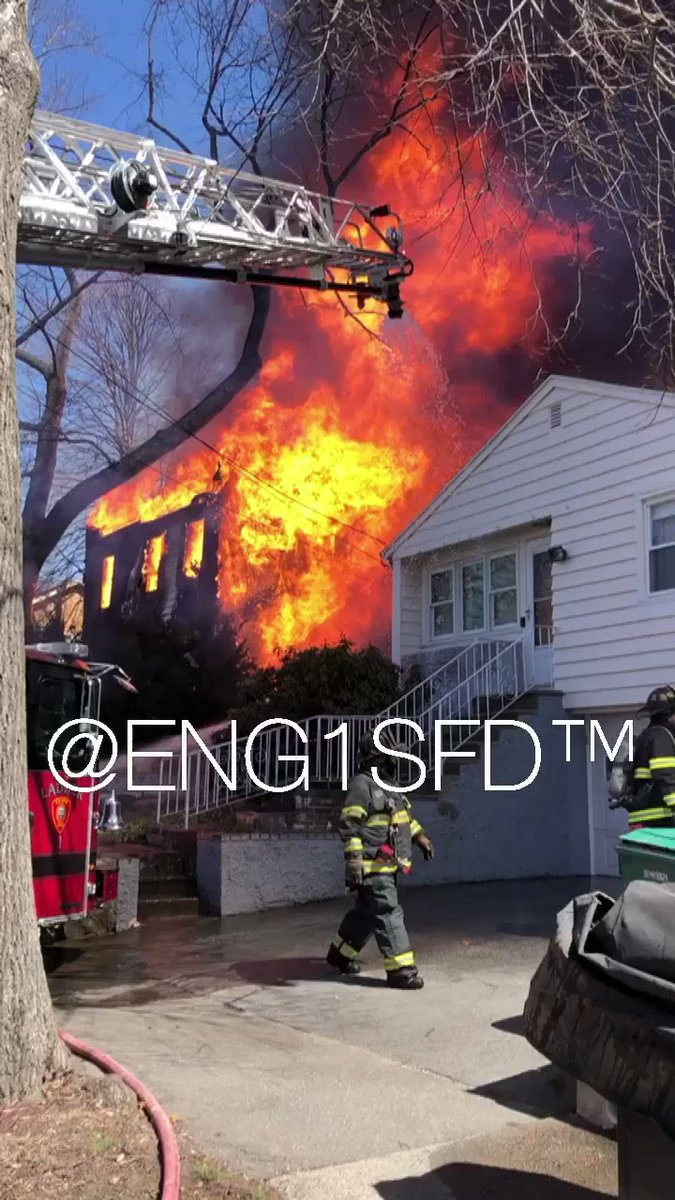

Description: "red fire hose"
59 1030 181 1200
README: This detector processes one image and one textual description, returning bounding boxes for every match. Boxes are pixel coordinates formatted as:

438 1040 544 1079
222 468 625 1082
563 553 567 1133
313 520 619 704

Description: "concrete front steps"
441 691 541 781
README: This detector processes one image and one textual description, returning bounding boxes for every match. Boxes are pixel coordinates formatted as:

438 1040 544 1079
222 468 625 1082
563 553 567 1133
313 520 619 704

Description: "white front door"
524 537 554 687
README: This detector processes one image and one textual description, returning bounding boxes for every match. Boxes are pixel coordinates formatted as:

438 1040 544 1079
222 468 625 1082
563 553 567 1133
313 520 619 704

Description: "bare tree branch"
16 270 101 347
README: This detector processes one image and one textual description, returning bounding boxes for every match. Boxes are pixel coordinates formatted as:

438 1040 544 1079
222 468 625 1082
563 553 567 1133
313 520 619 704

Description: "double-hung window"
648 498 675 593
461 561 485 631
489 553 518 626
430 568 454 638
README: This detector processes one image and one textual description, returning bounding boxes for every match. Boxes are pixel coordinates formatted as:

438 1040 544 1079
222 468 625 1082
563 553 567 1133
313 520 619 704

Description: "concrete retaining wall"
113 857 140 930
198 834 344 916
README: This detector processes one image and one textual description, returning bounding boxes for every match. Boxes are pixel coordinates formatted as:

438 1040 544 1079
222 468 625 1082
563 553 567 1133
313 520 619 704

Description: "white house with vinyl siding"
385 374 675 877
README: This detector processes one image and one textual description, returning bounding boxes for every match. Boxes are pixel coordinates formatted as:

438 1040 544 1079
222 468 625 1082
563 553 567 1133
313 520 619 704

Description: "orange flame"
184 519 205 578
90 97 592 662
142 534 166 593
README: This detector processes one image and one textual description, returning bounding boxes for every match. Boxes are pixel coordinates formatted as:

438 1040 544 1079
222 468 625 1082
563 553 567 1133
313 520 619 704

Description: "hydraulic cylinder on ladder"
18 111 412 316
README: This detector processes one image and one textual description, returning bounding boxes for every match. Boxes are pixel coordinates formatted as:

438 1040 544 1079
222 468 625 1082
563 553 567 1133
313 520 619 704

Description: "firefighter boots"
387 967 424 990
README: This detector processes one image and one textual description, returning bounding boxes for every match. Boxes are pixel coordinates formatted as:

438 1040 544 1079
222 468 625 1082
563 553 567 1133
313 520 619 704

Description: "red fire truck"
27 642 136 927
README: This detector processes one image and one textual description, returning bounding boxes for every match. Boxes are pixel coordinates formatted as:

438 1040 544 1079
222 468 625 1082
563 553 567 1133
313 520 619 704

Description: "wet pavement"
46 876 615 1007
49 877 620 1197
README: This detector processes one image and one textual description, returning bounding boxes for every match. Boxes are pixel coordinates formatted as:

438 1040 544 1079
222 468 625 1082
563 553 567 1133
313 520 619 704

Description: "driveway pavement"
47 876 620 1198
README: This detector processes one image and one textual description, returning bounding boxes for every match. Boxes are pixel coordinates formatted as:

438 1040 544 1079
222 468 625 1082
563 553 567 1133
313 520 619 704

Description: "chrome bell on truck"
98 791 124 832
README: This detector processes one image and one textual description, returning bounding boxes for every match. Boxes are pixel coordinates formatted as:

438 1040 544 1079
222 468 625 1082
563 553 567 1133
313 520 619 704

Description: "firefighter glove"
345 857 364 889
416 834 434 861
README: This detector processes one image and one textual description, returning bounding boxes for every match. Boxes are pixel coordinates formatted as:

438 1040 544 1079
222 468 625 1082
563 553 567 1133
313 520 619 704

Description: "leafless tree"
75 278 169 458
0 0 69 1105
29 0 97 112
19 273 178 613
19 269 90 611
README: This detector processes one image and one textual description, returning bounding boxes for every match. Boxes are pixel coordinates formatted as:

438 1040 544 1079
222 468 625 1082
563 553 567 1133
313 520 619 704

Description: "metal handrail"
156 631 537 825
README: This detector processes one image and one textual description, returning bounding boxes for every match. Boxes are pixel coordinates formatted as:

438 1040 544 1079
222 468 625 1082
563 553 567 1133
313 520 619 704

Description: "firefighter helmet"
358 725 405 764
637 685 675 718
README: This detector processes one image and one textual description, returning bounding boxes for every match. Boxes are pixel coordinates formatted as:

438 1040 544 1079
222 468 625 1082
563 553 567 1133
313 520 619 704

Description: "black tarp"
524 881 675 1139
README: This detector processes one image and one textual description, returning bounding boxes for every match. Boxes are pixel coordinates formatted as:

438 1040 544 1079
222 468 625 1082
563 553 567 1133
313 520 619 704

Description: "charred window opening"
183 519 205 578
100 555 115 609
142 534 167 593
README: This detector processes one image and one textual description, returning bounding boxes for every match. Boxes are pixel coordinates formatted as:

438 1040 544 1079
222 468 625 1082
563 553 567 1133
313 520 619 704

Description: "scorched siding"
390 376 675 710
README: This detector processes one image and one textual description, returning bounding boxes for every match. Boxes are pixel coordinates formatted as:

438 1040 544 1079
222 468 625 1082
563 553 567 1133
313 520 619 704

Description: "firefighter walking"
326 729 434 990
624 686 675 829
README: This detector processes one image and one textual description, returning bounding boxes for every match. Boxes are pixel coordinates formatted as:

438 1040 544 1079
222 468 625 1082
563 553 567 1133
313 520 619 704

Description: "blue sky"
39 1 208 152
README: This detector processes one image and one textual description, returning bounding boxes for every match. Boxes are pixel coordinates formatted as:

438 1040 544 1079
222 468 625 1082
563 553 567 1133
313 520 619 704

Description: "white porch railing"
156 632 538 826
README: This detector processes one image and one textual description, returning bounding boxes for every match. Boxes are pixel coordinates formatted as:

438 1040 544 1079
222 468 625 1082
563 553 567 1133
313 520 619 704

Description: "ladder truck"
17 111 413 927
19 110 412 313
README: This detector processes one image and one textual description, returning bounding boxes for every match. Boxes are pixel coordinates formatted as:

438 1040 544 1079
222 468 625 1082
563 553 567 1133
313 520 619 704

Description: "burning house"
84 492 221 654
80 95 613 667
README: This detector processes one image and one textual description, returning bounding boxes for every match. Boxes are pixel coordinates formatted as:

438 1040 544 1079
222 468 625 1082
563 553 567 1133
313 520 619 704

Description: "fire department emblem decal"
51 794 72 835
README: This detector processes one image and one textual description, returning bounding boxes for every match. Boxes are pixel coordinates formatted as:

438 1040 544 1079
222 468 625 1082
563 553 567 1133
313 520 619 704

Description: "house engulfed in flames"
83 492 221 649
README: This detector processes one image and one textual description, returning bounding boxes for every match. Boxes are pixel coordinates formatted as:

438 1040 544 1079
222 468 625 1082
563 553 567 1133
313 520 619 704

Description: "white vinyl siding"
398 558 422 660
391 377 675 710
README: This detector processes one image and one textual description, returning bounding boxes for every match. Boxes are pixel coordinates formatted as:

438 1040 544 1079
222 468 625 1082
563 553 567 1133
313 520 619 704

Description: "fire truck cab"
26 642 135 927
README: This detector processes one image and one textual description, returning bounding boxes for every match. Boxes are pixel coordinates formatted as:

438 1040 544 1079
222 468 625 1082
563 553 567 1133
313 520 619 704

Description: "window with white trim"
648 498 675 593
430 568 454 638
489 553 518 626
461 561 485 631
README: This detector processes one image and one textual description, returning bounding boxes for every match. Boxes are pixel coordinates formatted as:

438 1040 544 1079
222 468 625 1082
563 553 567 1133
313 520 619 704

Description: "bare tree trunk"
21 289 85 623
29 284 270 581
0 0 68 1103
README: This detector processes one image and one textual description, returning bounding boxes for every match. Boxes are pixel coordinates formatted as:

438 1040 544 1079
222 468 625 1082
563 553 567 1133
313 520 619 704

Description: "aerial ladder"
18 111 412 316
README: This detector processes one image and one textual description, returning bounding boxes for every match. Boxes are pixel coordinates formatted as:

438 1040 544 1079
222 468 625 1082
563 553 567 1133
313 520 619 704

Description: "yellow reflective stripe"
362 861 397 874
410 820 422 837
336 940 359 960
344 837 363 853
366 812 408 827
629 808 671 823
634 768 651 779
384 950 416 970
341 805 367 819
650 758 675 768
665 794 675 805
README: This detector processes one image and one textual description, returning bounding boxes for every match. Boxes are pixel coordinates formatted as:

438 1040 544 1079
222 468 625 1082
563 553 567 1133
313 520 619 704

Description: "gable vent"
550 401 562 428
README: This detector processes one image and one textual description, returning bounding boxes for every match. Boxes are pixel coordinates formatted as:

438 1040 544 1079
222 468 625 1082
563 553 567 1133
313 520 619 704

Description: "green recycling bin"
618 828 675 886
